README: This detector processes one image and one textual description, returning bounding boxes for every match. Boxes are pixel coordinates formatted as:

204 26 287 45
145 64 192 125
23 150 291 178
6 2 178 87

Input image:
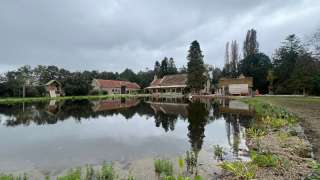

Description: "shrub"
219 161 256 180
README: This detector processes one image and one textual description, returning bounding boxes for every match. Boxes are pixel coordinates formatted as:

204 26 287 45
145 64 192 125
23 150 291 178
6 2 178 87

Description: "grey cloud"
0 0 319 73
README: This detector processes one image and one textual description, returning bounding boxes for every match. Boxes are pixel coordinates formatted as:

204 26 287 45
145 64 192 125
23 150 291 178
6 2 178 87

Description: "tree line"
214 29 320 95
0 28 319 97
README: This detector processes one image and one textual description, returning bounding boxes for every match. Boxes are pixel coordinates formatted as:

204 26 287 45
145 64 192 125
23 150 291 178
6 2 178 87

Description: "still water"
0 98 254 178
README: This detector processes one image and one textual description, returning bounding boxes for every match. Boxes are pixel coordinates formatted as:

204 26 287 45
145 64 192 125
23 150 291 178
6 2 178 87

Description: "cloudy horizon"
0 0 320 73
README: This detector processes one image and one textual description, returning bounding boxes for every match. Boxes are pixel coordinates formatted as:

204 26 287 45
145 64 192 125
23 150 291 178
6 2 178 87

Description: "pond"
0 98 254 179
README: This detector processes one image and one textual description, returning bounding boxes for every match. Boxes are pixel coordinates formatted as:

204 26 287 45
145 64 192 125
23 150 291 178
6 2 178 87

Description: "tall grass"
154 159 173 177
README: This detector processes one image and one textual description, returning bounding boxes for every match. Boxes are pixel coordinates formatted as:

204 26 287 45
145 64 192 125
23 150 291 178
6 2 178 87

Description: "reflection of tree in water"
154 112 178 132
185 101 209 174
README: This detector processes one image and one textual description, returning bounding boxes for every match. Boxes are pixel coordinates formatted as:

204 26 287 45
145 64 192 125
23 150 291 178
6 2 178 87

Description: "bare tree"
243 29 259 58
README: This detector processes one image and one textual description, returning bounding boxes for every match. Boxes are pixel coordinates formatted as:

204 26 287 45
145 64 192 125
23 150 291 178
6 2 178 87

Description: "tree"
167 57 178 75
229 40 239 77
159 57 169 78
186 40 207 93
119 68 138 82
273 34 306 94
309 29 320 58
288 53 320 95
243 29 259 58
239 53 272 94
211 67 222 89
312 73 320 95
154 61 161 77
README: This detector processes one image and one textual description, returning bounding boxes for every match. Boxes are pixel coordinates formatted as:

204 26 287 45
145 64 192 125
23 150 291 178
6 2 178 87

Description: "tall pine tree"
187 41 207 93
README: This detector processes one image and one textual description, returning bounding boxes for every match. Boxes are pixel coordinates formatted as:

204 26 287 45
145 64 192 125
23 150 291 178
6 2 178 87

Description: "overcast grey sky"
0 0 319 73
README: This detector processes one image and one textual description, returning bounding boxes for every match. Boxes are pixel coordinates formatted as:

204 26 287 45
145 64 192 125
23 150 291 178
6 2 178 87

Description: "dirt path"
255 96 320 161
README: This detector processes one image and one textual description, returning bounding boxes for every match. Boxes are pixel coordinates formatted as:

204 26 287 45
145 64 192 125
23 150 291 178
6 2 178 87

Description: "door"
121 86 126 94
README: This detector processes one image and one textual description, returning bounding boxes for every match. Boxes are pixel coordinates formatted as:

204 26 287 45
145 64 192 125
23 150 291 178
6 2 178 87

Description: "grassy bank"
219 97 319 179
0 94 150 104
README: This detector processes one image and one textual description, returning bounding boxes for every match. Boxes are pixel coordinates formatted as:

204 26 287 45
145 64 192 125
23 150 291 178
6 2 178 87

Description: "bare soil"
256 96 320 161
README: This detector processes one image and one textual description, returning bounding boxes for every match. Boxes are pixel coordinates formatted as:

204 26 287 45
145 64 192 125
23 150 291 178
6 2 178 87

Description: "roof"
94 79 140 89
218 75 253 87
45 80 61 86
147 74 187 89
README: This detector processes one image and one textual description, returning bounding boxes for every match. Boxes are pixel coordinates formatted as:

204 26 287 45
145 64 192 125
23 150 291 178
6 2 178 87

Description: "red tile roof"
148 74 187 88
95 79 140 89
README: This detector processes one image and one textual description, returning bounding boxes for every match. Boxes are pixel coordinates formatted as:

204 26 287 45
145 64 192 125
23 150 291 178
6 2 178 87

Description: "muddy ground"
255 96 320 161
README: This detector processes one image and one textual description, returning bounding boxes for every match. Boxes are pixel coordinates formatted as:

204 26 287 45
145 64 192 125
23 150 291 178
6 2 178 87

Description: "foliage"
250 151 279 167
186 41 207 93
272 34 312 94
312 73 320 95
211 67 222 89
99 162 117 180
238 53 272 94
154 159 174 176
223 41 239 78
243 29 259 58
246 127 266 139
88 90 108 95
0 173 28 180
57 168 81 180
219 161 256 180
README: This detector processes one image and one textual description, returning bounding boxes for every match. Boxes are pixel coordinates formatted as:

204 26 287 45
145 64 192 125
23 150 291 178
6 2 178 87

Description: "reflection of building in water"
218 99 254 116
148 102 189 117
47 100 63 115
92 98 140 112
217 99 253 158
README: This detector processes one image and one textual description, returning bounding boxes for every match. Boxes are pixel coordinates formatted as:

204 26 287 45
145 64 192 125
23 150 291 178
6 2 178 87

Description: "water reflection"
0 97 254 175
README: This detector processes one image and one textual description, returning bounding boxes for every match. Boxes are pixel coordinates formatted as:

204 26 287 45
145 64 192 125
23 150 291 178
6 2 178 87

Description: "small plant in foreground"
185 151 197 174
213 145 224 161
164 175 202 180
154 159 174 177
219 161 256 180
3 173 27 180
99 162 117 180
250 151 279 167
246 127 266 139
57 168 81 180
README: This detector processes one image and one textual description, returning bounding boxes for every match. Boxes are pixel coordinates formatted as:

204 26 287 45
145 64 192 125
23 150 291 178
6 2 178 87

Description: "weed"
154 159 174 177
219 161 256 180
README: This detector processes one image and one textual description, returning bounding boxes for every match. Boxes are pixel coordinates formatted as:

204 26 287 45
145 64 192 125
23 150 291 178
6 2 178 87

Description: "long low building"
91 79 140 94
145 74 211 95
217 75 253 96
